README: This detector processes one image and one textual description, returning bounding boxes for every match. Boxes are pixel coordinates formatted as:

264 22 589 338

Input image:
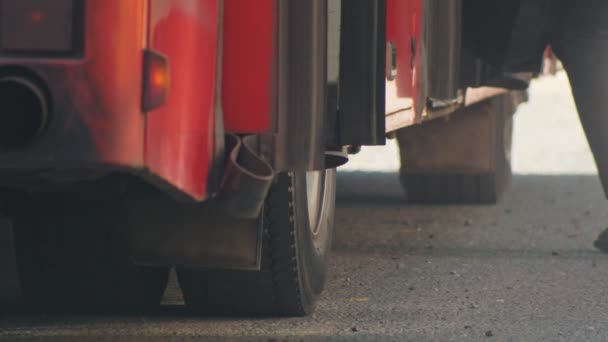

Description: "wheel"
397 92 525 204
12 193 169 314
177 169 336 316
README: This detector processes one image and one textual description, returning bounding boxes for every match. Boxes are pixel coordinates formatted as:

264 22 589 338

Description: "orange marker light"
143 49 171 112
152 68 168 89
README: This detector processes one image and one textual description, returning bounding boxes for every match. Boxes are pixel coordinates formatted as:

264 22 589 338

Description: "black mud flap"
128 135 274 271
127 199 264 271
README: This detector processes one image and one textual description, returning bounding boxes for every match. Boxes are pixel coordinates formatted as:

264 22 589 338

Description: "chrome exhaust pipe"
218 134 275 219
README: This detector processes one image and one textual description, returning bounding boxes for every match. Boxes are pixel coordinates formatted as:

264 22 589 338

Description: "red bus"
0 0 604 316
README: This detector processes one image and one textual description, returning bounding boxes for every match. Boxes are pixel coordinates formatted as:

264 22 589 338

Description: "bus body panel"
0 0 148 168
146 0 221 200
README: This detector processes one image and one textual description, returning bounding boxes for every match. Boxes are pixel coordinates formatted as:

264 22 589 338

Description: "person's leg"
551 1 608 196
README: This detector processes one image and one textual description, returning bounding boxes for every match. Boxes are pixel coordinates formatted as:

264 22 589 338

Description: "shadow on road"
336 170 603 204
1 171 607 341
337 170 405 203
333 171 606 257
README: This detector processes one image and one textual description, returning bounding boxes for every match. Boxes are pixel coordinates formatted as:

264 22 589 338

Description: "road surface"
2 73 608 341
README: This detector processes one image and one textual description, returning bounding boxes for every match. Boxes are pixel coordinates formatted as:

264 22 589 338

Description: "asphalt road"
3 73 608 341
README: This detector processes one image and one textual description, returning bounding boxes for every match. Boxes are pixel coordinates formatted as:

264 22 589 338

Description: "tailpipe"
126 134 274 271
218 134 275 219
0 77 49 149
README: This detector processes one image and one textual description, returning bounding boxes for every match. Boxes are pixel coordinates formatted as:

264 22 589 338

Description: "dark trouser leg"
552 9 608 196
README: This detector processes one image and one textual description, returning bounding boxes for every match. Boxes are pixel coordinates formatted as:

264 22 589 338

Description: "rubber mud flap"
218 134 274 219
397 92 521 204
127 135 272 271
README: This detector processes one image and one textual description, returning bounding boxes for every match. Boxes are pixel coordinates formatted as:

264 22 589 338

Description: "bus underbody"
0 0 606 316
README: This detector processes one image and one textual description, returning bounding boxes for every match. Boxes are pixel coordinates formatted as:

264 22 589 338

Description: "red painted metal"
77 0 148 164
386 0 423 113
0 0 147 166
222 0 276 133
146 0 276 199
0 0 277 200
146 0 221 200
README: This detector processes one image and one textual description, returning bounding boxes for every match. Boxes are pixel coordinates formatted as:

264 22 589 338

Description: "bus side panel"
222 0 276 133
0 0 147 167
146 0 221 200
